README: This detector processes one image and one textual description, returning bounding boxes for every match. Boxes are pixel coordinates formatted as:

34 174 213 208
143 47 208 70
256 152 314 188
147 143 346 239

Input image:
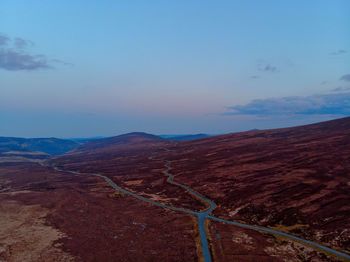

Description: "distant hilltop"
160 134 210 141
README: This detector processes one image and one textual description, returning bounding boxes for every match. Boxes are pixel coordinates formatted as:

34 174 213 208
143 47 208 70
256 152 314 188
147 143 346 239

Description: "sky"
1 0 349 137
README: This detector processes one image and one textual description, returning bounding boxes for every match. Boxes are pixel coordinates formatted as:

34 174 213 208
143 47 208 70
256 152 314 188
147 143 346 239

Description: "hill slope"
166 117 350 253
52 117 350 258
75 132 163 152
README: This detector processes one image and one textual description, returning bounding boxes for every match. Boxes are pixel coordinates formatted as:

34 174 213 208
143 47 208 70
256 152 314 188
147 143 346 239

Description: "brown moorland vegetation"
0 162 198 261
50 117 350 260
1 118 349 261
165 117 350 253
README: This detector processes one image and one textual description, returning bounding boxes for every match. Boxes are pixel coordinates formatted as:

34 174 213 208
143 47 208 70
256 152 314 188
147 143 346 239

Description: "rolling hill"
1 117 350 261
51 117 350 260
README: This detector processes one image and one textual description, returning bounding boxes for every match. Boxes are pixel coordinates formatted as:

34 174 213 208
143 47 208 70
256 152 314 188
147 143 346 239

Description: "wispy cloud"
332 86 350 92
257 60 278 73
340 74 350 82
51 59 74 66
258 64 278 73
0 50 52 70
225 93 350 116
0 34 9 46
250 75 260 79
14 37 34 49
0 33 70 71
330 49 347 56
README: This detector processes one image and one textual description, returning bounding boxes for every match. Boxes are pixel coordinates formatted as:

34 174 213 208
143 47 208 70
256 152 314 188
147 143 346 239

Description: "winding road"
162 161 216 262
47 163 350 262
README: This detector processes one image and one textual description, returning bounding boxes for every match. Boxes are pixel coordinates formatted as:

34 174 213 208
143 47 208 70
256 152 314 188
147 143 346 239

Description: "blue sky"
1 0 349 137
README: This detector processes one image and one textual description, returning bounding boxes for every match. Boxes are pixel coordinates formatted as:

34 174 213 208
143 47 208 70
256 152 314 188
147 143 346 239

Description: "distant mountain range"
74 134 211 142
0 133 210 157
0 137 79 156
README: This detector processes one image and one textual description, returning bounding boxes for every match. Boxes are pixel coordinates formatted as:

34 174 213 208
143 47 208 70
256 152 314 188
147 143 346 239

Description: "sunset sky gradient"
1 0 349 137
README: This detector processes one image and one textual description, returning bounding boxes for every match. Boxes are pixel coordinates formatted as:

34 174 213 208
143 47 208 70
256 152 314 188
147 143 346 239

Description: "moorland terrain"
1 118 350 261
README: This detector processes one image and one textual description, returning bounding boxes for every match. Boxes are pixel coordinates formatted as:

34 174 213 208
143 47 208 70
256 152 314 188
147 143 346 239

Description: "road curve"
46 163 350 262
162 160 216 262
208 216 350 261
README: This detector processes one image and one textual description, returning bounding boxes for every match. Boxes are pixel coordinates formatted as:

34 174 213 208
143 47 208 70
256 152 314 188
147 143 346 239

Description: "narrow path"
46 164 350 262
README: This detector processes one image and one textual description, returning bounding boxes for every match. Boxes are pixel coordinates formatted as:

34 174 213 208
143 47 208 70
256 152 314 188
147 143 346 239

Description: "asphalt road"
162 160 216 262
47 162 350 262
